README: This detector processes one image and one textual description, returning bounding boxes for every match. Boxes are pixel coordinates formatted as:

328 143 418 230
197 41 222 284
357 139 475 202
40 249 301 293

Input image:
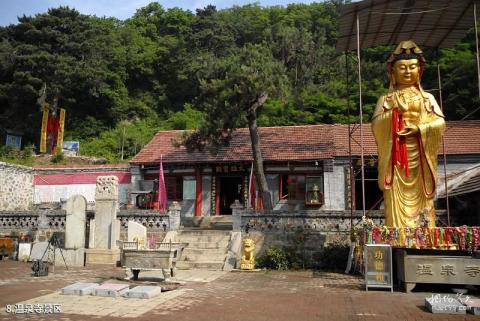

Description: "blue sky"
0 0 320 26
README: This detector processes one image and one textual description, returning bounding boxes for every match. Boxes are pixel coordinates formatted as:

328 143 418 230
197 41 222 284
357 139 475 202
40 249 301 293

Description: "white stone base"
54 248 85 267
85 248 120 265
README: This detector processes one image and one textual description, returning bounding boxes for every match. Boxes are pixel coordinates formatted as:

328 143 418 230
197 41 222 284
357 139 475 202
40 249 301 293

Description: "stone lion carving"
95 176 119 199
241 238 255 270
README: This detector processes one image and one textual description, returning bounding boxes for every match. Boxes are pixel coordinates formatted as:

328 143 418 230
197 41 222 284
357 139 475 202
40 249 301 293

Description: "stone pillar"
65 195 87 249
231 199 244 231
168 201 181 231
94 176 119 249
85 176 120 265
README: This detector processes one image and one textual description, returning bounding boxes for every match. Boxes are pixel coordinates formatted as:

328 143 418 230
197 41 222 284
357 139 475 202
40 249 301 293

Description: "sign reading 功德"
364 244 393 292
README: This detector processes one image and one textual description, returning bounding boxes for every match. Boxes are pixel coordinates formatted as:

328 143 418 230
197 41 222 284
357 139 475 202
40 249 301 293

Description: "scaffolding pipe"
437 64 450 226
356 14 367 216
345 52 354 229
475 2 480 101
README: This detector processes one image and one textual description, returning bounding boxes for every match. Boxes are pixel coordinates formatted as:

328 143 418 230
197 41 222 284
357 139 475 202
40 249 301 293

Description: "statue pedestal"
395 249 480 292
85 248 120 265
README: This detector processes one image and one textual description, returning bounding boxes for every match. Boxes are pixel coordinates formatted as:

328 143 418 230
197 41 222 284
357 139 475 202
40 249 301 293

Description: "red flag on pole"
158 155 168 213
248 162 256 209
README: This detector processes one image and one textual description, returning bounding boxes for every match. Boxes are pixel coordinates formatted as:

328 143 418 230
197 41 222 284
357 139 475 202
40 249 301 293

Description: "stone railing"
231 200 385 234
232 204 449 234
229 203 450 269
117 210 170 232
0 202 181 236
0 210 66 234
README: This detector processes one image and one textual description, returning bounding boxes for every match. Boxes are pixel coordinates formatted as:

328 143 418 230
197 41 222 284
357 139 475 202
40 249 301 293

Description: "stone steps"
181 216 233 230
182 248 227 262
176 229 231 270
183 241 230 249
177 261 226 270
178 234 231 243
183 247 227 256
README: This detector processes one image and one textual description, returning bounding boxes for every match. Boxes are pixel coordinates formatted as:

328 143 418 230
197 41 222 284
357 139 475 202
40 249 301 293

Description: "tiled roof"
130 126 335 165
333 120 480 157
131 120 480 165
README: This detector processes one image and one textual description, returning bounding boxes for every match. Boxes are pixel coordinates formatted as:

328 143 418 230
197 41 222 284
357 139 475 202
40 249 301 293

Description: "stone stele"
85 176 120 265
65 195 87 249
93 176 119 249
127 220 147 249
18 243 32 261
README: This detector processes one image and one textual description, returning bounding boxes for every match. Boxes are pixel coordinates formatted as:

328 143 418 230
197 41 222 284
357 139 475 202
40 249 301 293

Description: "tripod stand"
40 233 68 272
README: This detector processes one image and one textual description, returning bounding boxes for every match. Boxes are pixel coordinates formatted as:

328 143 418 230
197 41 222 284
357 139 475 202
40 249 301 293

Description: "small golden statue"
311 184 320 203
372 40 445 228
240 238 256 270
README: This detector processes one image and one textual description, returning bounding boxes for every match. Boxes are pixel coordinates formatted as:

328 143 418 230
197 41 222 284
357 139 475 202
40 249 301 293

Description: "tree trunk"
247 93 273 210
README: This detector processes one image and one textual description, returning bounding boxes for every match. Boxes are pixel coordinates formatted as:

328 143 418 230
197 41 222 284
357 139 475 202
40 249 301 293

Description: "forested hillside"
0 1 478 161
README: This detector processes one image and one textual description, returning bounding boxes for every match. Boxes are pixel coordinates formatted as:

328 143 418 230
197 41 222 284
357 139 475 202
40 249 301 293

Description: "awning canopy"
336 0 478 52
437 165 480 198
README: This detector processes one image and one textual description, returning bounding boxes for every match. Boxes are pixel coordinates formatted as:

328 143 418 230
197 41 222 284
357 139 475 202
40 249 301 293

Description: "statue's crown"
387 40 425 65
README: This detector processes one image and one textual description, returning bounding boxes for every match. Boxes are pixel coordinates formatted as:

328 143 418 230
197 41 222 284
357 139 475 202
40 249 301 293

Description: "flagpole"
248 162 254 209
158 155 167 213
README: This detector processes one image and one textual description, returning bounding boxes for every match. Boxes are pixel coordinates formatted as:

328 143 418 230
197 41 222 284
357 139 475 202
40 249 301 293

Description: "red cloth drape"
391 108 410 177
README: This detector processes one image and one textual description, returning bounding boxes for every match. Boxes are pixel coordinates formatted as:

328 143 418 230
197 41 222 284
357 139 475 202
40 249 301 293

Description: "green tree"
185 43 288 209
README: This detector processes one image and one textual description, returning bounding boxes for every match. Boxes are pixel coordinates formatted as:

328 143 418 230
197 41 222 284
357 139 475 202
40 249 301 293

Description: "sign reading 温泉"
364 244 393 292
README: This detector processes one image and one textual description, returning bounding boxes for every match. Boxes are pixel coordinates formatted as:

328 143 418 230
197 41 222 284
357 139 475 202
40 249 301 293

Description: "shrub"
313 243 350 271
51 152 65 164
0 144 34 166
256 246 291 270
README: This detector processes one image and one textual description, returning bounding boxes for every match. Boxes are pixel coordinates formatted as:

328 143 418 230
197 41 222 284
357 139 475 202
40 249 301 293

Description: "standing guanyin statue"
372 40 445 228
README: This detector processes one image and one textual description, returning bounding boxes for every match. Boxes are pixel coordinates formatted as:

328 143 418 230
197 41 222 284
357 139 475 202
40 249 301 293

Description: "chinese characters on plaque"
364 244 393 292
416 263 480 278
214 164 245 174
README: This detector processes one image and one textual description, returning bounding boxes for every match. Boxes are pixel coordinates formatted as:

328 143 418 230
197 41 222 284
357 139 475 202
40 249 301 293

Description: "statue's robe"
372 90 445 228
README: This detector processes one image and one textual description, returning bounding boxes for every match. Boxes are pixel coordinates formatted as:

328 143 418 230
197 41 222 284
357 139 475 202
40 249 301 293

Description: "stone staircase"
180 216 233 230
176 229 232 270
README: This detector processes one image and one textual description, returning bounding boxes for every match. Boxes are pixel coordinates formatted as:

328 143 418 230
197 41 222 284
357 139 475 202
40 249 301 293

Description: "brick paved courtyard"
0 260 478 321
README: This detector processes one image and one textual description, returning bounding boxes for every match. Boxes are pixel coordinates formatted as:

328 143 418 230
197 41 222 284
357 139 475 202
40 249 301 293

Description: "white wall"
34 184 130 205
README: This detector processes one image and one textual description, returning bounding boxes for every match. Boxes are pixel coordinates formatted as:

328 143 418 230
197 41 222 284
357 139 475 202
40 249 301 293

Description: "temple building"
129 120 480 219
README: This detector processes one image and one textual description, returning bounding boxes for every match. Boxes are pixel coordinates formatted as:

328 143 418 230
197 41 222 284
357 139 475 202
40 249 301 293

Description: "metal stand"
40 234 68 272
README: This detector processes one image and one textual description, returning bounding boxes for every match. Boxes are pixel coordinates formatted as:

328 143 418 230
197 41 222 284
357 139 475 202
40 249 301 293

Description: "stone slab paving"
11 289 187 318
61 283 99 296
94 283 130 298
0 261 479 321
124 286 162 299
425 295 467 314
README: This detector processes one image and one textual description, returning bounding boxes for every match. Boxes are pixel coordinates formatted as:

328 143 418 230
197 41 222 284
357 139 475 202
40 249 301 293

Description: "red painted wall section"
34 172 131 185
195 169 202 216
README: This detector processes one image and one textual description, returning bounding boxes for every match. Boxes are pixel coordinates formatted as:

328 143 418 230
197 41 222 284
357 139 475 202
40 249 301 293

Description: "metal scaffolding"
337 0 480 229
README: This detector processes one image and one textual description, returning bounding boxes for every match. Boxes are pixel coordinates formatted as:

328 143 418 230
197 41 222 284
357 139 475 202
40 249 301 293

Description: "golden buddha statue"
372 40 445 228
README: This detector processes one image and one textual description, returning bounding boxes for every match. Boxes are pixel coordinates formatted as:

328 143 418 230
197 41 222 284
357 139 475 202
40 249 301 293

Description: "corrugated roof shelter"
336 0 477 52
437 164 480 197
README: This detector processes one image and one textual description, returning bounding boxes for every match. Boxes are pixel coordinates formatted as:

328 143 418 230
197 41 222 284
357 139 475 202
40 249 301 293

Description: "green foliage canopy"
0 2 479 162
